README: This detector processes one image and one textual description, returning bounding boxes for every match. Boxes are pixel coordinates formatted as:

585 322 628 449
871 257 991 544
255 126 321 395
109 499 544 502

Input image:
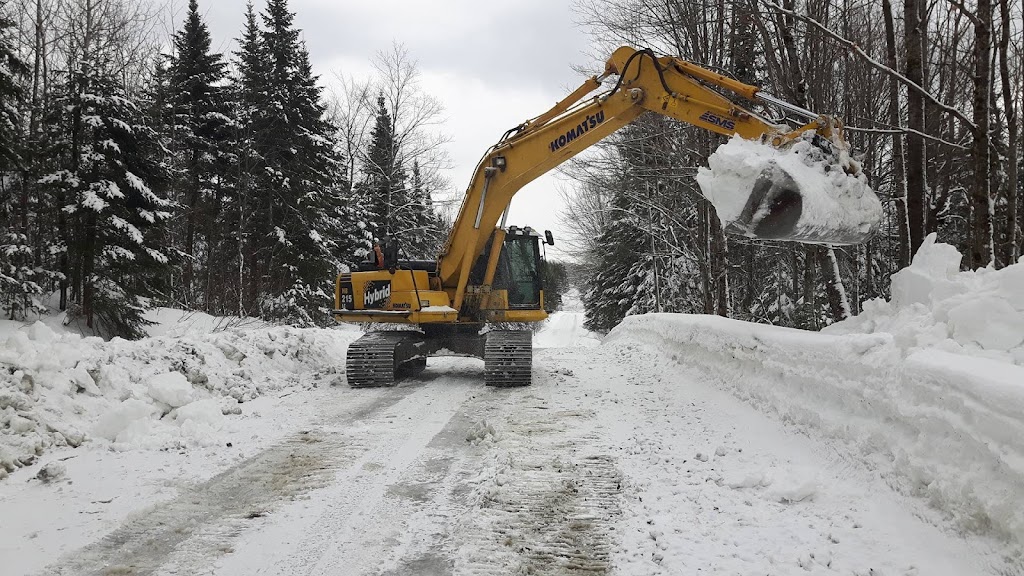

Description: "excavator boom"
439 47 879 309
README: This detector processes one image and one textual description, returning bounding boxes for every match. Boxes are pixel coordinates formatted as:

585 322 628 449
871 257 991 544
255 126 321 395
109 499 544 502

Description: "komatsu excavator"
333 46 882 388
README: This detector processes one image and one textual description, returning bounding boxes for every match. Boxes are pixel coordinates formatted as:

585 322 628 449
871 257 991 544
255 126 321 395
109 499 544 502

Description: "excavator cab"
493 226 544 309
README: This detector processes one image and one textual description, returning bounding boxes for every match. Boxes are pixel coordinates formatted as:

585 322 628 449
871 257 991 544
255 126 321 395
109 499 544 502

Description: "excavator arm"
439 46 873 310
334 46 882 389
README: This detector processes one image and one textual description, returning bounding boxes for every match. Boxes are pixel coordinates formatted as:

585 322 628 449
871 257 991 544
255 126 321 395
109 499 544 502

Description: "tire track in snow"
209 353 627 576
37 386 419 576
207 362 485 576
449 357 624 575
457 445 622 574
298 381 476 576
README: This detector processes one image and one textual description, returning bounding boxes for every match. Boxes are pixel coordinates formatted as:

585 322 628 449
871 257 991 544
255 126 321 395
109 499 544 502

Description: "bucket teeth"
484 330 533 387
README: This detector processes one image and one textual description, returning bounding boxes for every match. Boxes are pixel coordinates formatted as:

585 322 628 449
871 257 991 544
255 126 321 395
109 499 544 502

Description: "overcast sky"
184 0 601 258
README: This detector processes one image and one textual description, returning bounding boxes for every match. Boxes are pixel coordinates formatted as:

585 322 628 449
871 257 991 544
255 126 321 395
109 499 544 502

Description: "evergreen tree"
582 119 690 332
166 0 233 310
359 95 449 260
541 259 568 312
0 8 36 319
141 53 179 302
46 50 171 339
362 94 406 240
409 158 445 257
231 2 269 314
230 0 367 322
0 9 23 170
583 215 649 333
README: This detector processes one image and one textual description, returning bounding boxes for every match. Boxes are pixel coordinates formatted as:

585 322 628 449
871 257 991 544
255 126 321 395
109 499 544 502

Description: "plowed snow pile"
825 233 1024 364
609 235 1024 544
696 132 882 243
0 322 358 479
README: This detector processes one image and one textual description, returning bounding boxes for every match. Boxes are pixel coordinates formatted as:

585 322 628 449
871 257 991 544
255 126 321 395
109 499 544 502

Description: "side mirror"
544 230 555 246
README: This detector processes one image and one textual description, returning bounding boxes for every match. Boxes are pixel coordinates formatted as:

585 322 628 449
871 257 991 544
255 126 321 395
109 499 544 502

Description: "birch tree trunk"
818 248 851 321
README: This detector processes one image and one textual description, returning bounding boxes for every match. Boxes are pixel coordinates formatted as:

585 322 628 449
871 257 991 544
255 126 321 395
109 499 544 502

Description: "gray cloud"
198 1 596 88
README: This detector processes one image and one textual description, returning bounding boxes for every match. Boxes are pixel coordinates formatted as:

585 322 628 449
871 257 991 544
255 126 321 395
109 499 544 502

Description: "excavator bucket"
696 132 882 245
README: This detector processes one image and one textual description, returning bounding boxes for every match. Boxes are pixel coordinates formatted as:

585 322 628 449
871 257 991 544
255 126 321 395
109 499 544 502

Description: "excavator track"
484 330 533 387
346 331 425 388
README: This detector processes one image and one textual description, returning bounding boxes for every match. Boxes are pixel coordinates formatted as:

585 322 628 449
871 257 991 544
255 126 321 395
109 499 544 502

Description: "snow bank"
608 239 1024 544
608 313 1024 543
143 308 271 338
825 233 1024 365
696 133 882 244
0 321 359 478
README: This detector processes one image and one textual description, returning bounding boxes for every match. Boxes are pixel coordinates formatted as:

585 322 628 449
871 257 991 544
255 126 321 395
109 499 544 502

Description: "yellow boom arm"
439 46 841 310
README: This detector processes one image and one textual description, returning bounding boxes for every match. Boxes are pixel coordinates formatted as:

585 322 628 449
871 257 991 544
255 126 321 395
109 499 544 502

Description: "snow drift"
0 322 358 479
608 236 1024 544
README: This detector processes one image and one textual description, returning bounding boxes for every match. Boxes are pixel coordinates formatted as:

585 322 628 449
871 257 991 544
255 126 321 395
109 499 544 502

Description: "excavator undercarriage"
345 327 533 388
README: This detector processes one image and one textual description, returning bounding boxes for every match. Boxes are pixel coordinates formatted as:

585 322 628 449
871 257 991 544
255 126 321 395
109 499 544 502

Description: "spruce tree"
362 95 406 241
0 8 35 319
0 9 23 170
408 159 447 258
232 2 270 314
583 212 649 333
47 51 171 339
231 0 367 322
166 0 233 311
582 121 675 332
140 54 177 302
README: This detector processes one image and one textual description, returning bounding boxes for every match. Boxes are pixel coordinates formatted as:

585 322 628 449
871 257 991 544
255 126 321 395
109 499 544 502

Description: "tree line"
0 0 448 337
4 0 1017 339
564 0 1021 332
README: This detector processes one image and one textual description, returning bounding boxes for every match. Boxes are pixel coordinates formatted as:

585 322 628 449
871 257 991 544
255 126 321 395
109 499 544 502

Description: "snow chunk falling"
695 133 882 244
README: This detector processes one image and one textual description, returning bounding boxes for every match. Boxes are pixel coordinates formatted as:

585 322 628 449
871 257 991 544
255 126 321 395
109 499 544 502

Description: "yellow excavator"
333 46 882 387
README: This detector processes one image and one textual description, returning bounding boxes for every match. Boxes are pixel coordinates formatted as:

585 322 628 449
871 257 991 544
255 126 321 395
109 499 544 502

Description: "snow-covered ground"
2 237 1022 575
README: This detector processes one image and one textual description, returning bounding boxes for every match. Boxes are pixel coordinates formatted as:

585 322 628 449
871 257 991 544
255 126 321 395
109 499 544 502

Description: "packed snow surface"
696 132 882 244
534 312 600 348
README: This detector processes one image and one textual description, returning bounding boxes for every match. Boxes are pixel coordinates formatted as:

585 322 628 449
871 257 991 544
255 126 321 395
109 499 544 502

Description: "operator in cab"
369 239 384 269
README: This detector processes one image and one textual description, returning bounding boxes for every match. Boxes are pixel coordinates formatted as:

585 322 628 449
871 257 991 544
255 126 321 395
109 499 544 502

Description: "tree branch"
843 125 971 150
943 0 982 26
764 0 976 131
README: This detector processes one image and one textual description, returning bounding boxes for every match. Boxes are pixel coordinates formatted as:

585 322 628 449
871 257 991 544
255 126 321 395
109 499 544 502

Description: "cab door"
497 235 542 309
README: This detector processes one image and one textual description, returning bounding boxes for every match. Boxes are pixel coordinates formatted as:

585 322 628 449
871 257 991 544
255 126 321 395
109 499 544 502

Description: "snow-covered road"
3 312 1015 576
